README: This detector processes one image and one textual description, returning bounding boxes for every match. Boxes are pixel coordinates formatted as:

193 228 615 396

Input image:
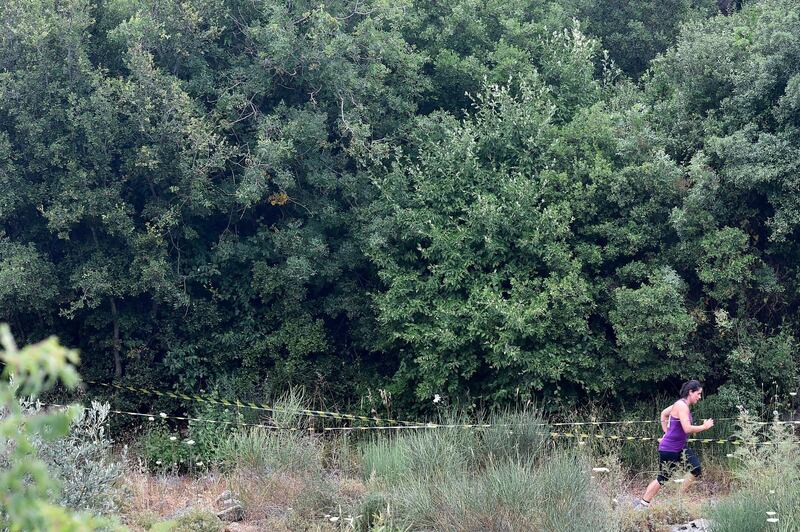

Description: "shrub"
0 324 119 530
216 387 322 475
325 433 361 477
169 509 224 532
354 492 388 532
185 403 238 467
361 426 617 532
26 400 124 515
618 499 695 532
138 424 194 473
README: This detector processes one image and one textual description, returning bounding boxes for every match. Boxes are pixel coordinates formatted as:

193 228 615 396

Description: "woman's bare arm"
675 402 713 434
660 405 673 433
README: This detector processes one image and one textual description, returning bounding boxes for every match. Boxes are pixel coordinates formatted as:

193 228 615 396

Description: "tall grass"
217 426 323 474
478 408 553 463
383 452 616 531
216 388 323 474
355 409 617 531
361 436 409 484
707 411 800 532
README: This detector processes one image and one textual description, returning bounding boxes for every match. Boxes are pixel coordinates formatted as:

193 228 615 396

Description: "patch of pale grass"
120 460 367 531
227 469 310 522
118 463 227 529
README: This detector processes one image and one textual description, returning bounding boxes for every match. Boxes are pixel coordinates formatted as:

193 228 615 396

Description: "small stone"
217 505 245 523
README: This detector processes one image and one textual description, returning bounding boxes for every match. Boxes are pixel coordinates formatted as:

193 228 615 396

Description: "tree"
646 0 800 405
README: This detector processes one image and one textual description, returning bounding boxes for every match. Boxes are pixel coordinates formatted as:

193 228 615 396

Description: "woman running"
636 380 714 508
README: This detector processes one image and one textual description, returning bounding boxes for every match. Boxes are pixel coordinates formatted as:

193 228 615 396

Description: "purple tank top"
659 406 691 452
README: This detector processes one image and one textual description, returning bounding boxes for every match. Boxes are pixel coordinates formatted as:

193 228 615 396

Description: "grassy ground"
65 392 799 531
117 450 735 531
115 412 755 531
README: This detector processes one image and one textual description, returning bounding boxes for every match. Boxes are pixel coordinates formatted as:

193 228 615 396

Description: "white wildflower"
148 416 155 421
169 436 177 442
433 394 441 404
591 467 609 473
159 412 167 419
766 511 777 516
186 439 195 446
767 518 779 523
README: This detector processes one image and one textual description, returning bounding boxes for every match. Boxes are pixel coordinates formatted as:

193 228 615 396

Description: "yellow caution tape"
86 379 421 426
548 431 782 446
83 379 800 431
47 402 311 432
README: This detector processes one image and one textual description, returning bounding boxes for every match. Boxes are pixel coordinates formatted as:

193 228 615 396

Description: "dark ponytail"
680 380 702 399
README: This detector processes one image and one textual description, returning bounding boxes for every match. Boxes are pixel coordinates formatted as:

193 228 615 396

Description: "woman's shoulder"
671 399 688 413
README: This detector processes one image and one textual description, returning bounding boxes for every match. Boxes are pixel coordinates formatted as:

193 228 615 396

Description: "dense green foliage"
2 0 798 416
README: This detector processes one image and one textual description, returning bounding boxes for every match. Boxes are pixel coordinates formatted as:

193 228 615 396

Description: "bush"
618 499 695 532
169 509 224 532
215 387 323 475
138 423 195 473
26 400 124 515
0 324 120 530
711 496 774 532
185 403 238 467
354 492 388 532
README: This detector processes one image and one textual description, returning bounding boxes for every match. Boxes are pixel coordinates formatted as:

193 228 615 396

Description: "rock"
670 518 712 532
222 498 243 508
217 504 245 523
216 490 233 505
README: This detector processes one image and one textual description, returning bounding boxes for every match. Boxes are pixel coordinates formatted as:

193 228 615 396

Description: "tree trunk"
110 298 122 379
